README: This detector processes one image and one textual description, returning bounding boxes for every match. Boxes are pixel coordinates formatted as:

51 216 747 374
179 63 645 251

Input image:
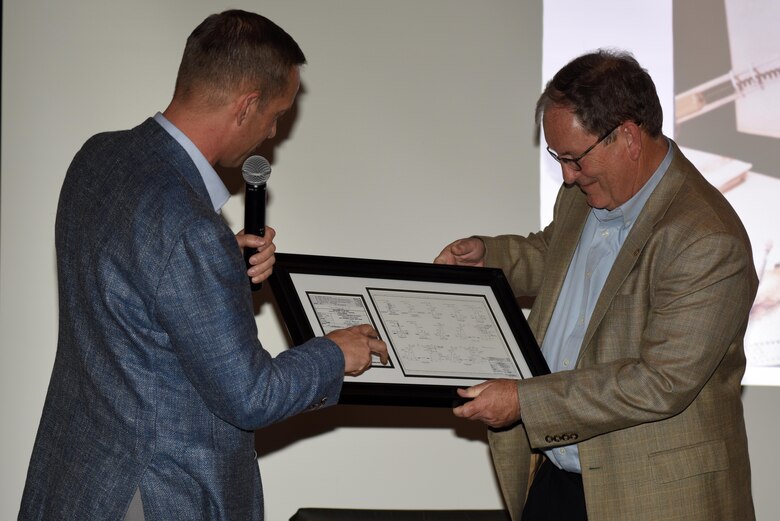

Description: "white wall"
2 1 778 520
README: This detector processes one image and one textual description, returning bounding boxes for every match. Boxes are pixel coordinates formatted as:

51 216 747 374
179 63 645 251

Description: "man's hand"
434 237 486 267
453 379 521 429
326 324 389 376
236 226 276 285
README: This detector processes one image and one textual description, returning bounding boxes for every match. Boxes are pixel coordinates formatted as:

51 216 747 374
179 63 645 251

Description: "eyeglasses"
546 124 620 171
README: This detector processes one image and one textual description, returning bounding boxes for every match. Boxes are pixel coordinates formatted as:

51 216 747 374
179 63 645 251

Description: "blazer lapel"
530 186 590 344
578 142 688 362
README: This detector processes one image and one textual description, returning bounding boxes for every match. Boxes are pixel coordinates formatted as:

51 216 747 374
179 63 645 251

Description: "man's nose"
561 163 580 185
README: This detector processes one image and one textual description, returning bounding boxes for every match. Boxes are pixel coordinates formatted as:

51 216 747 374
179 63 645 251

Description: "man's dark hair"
174 9 306 106
535 49 663 138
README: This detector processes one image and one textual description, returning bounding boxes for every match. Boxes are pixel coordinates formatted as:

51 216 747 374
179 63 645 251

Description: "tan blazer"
482 142 757 521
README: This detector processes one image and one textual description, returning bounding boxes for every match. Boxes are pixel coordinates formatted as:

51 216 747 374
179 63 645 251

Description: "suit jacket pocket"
649 439 729 484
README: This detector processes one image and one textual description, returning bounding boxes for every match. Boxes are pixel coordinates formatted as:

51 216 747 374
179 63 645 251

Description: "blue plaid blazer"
20 118 344 520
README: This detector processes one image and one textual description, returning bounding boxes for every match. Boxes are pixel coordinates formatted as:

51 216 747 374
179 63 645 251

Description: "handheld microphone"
242 155 272 291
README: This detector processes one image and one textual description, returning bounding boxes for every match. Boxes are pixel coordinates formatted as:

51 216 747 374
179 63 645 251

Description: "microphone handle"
244 183 267 291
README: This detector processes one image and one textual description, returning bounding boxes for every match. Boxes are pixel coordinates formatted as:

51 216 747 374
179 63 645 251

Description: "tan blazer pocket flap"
649 439 729 484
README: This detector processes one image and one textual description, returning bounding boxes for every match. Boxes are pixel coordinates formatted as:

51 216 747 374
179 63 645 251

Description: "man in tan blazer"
436 50 757 521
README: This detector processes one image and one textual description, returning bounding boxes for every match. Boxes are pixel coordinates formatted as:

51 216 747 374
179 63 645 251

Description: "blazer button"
545 435 554 443
309 397 328 410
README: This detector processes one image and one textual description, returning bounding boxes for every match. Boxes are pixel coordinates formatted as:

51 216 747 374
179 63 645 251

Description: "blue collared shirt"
153 112 230 213
540 140 673 473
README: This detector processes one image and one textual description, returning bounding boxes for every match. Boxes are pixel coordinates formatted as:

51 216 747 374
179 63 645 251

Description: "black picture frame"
269 253 549 407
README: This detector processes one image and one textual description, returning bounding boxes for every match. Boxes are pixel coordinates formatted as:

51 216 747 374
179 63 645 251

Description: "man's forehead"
543 108 590 151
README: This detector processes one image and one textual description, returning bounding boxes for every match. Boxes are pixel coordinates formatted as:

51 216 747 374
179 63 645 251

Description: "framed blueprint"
269 253 549 407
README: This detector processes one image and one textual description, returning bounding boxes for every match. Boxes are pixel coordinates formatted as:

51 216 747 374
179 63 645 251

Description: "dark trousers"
521 459 588 521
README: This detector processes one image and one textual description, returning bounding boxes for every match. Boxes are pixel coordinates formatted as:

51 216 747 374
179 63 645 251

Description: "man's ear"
622 121 643 161
236 91 261 126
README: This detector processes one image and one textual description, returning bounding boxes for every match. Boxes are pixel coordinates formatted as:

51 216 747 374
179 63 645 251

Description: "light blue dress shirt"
153 112 230 213
541 141 673 473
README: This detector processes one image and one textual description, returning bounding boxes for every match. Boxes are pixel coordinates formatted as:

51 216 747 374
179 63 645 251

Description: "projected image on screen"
675 0 780 384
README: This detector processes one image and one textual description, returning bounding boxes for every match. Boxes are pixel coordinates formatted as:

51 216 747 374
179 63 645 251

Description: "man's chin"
584 193 607 210
218 156 250 170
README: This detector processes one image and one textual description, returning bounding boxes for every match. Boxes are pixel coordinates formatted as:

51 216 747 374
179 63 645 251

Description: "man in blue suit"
19 10 387 521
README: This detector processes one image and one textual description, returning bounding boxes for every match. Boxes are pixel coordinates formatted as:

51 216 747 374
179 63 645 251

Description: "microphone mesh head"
242 155 272 185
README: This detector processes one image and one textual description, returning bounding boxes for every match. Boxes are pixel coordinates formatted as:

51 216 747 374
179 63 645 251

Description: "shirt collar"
153 112 231 213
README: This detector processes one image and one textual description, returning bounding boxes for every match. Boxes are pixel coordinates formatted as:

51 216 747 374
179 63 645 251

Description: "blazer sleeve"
518 229 757 447
480 226 553 298
153 213 344 430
